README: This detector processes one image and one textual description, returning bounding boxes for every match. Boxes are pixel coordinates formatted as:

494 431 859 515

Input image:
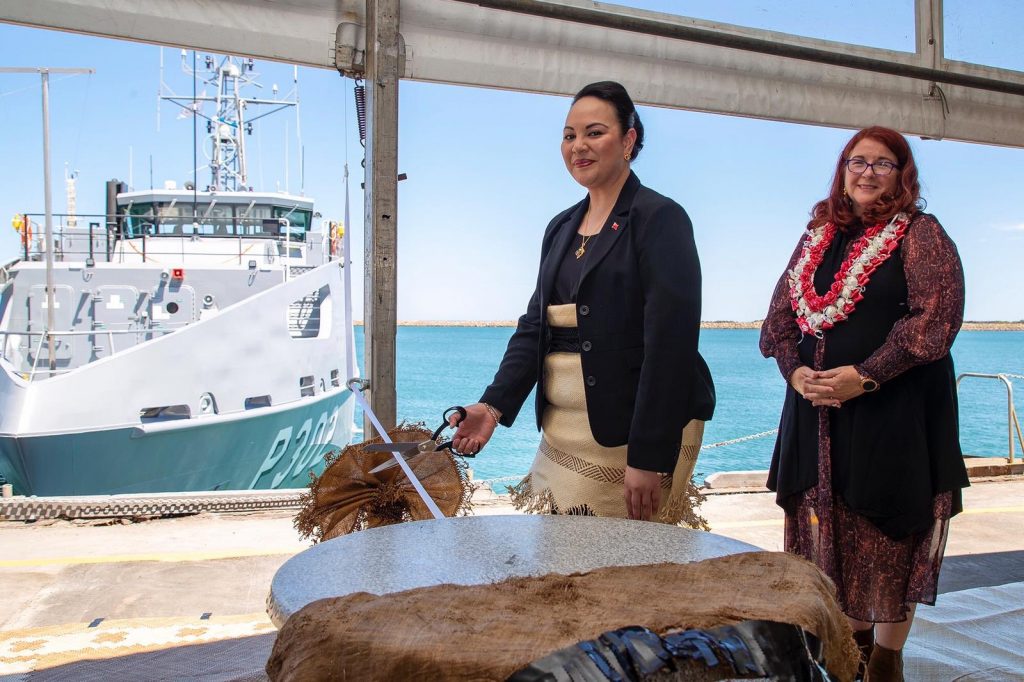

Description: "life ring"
11 215 31 245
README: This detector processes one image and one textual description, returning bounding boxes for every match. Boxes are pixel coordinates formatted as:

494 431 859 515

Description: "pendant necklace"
575 210 602 259
575 234 593 259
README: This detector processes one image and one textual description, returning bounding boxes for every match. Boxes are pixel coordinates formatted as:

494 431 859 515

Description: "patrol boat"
0 56 355 496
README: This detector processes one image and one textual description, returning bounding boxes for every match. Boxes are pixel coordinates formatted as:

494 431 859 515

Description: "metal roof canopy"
3 0 1024 146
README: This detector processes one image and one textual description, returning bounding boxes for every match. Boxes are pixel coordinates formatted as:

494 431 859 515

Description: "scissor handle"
433 405 475 458
432 405 467 441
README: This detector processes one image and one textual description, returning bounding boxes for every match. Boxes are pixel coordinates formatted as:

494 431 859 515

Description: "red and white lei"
788 213 910 337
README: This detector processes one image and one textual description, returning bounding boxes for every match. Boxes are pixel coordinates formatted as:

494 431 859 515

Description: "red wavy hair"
809 126 924 232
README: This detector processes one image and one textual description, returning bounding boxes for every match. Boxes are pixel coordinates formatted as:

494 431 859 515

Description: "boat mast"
160 54 297 193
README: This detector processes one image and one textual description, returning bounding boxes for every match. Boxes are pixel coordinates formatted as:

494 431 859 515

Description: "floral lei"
788 212 910 337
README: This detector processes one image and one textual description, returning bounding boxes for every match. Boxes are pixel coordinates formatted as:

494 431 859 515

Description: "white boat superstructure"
0 56 356 496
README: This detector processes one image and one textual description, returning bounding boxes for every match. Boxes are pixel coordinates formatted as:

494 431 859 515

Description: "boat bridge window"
272 206 311 239
199 204 235 235
123 202 156 237
118 202 311 238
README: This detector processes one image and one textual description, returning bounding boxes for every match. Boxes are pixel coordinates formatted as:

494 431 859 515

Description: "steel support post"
363 0 400 437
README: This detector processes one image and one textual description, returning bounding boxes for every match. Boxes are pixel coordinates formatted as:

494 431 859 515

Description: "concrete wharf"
1 472 1021 679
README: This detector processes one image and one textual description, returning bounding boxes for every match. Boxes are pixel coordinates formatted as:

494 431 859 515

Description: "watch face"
862 378 879 392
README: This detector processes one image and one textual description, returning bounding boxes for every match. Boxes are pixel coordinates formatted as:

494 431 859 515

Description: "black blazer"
480 172 715 473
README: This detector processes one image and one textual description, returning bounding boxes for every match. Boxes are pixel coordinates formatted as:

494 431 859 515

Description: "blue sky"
1 1 1022 321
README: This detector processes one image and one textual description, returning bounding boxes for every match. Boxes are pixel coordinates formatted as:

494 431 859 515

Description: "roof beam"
3 0 1024 146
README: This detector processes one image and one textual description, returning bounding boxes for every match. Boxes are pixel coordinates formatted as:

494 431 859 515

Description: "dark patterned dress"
760 212 970 623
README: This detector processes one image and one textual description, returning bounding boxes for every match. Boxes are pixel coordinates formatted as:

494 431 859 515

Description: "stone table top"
267 514 759 627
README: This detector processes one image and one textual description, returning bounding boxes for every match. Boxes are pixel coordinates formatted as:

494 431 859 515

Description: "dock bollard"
1 484 12 498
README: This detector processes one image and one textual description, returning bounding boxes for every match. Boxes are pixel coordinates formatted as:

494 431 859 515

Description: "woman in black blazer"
452 82 714 522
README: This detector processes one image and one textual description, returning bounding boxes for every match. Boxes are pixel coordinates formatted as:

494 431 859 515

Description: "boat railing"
0 258 16 288
1 327 178 381
12 213 331 266
956 372 1024 464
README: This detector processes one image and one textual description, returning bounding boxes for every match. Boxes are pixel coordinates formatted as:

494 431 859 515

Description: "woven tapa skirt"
508 304 704 524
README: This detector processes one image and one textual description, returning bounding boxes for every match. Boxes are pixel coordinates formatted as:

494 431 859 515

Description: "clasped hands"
790 365 865 408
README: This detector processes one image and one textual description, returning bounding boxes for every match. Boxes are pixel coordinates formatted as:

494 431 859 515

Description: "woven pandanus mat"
294 424 473 542
266 550 858 681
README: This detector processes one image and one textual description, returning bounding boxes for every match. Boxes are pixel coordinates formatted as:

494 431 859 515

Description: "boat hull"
0 389 354 496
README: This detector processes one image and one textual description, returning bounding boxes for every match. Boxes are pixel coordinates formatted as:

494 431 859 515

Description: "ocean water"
354 329 1024 485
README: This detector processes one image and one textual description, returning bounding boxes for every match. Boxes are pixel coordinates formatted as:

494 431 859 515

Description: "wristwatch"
859 374 880 393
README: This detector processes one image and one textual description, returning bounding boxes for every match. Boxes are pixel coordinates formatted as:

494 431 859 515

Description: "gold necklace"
575 210 602 259
575 233 593 259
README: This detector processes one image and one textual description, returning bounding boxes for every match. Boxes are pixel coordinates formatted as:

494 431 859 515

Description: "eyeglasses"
845 158 900 176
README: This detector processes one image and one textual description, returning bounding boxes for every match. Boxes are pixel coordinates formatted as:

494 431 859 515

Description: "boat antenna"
160 54 297 193
192 49 198 218
294 65 303 195
157 47 163 133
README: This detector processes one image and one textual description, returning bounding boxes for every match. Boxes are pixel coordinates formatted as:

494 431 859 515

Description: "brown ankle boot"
866 643 904 682
852 627 874 680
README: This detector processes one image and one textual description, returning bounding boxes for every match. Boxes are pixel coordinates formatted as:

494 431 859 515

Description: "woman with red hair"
760 127 969 681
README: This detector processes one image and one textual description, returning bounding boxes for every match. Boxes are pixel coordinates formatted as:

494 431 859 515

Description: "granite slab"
267 514 758 627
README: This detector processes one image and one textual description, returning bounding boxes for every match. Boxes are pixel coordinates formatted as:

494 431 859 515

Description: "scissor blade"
363 442 422 455
366 440 433 474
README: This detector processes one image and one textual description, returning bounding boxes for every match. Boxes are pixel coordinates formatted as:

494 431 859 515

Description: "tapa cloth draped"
509 304 704 523
266 551 859 682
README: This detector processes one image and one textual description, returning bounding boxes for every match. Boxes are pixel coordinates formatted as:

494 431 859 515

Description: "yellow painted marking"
0 547 302 568
961 505 1024 515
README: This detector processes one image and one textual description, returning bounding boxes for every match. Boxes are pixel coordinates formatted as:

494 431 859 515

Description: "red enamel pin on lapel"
612 222 619 231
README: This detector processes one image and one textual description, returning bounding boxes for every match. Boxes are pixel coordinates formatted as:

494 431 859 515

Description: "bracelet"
481 402 501 426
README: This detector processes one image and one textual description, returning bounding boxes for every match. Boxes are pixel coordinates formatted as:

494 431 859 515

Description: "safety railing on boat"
0 260 14 290
956 373 1024 464
10 213 337 268
1 327 178 381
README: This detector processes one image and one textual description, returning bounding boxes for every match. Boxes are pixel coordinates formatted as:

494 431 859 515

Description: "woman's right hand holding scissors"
450 403 501 455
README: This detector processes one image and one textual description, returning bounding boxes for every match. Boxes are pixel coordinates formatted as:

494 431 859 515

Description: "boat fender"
11 214 32 245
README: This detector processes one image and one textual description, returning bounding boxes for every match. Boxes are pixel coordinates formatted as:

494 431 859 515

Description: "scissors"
365 406 471 474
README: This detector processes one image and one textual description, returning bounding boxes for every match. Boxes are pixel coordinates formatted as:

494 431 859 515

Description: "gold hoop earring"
624 152 631 161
